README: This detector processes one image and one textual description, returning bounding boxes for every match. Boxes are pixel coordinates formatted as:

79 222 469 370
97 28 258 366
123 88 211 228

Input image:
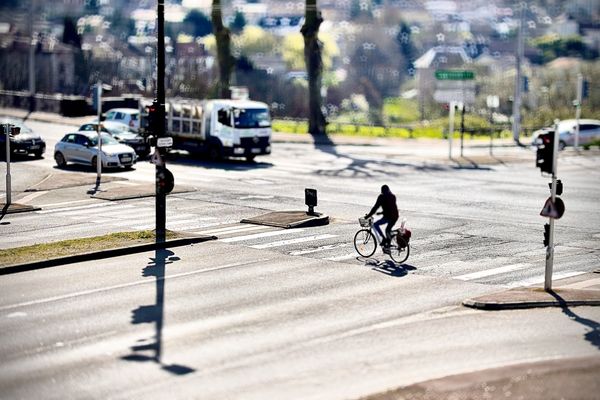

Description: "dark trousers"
374 216 397 245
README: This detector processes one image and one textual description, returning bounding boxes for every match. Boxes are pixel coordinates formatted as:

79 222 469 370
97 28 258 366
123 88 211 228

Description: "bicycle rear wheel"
353 229 377 257
389 235 410 264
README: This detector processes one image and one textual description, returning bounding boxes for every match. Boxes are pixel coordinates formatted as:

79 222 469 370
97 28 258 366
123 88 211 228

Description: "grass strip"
0 230 183 267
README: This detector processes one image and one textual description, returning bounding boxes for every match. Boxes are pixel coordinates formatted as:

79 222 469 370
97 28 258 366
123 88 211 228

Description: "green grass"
383 98 420 124
0 230 183 267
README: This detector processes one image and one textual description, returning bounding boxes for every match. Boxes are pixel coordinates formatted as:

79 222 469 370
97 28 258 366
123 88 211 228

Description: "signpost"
487 95 499 155
435 70 475 159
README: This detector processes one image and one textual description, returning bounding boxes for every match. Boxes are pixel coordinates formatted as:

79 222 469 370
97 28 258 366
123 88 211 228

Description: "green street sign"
435 70 475 80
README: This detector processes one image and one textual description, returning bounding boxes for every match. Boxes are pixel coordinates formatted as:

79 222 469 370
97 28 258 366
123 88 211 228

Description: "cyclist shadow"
359 257 416 277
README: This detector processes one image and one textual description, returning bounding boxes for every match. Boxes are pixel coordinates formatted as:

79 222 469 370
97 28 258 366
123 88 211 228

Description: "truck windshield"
233 108 271 129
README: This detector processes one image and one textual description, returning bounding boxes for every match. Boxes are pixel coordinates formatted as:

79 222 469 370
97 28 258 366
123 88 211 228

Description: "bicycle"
353 216 410 263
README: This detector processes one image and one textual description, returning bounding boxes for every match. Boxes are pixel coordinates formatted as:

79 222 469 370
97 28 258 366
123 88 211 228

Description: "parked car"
531 119 600 150
103 108 140 131
78 121 150 158
54 131 136 169
0 118 46 159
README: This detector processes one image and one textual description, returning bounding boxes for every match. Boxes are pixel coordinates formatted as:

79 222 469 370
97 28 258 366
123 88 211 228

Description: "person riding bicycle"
364 184 399 250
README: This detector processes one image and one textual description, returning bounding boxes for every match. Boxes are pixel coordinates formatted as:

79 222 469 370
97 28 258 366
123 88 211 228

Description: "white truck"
140 98 272 161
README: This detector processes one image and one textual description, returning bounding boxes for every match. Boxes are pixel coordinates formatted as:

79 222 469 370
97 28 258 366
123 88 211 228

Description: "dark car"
0 118 46 159
78 121 150 158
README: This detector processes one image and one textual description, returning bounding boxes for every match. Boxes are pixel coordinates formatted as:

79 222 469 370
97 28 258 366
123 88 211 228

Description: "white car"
104 108 140 131
54 131 136 169
532 119 600 150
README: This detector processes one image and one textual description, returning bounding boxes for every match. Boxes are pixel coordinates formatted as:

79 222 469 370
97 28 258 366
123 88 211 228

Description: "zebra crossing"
25 200 599 290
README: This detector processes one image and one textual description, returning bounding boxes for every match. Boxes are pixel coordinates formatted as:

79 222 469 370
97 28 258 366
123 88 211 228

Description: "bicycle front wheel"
354 229 377 257
389 236 410 264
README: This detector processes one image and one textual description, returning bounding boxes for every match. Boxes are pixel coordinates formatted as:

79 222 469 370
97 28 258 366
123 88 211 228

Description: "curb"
0 235 216 276
241 211 330 229
462 288 600 310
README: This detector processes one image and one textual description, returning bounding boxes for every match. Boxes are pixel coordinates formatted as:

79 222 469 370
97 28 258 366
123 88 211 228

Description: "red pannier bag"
398 228 411 248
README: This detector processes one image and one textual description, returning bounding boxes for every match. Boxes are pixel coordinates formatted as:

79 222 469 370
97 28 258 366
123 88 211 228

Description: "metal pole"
448 101 455 159
511 3 524 144
28 0 36 112
544 119 560 291
460 103 465 157
96 81 102 184
156 0 166 243
489 108 493 156
574 74 582 151
4 125 11 206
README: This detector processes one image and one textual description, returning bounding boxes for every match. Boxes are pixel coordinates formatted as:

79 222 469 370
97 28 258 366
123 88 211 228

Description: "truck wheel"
208 145 222 162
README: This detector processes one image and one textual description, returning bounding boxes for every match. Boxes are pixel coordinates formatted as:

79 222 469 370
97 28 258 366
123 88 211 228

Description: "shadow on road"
122 248 195 375
163 151 274 171
360 256 417 277
548 290 600 351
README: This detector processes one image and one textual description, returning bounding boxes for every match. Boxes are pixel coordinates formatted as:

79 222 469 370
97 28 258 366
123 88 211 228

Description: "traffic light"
536 131 554 174
147 101 159 135
582 79 590 99
543 223 550 247
157 167 174 195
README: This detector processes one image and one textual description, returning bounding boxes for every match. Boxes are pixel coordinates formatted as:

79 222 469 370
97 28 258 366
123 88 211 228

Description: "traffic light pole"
156 0 166 243
574 74 583 151
3 124 11 206
544 119 560 291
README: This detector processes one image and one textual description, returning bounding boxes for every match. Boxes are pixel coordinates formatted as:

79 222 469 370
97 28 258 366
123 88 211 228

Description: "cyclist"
364 184 399 251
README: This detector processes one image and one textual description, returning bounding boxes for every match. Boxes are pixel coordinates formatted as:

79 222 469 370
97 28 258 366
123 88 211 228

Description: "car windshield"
89 134 119 146
233 108 271 128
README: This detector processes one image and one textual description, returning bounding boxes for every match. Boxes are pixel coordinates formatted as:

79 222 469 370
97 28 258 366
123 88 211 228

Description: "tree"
62 17 81 49
211 0 235 98
231 11 246 34
301 0 326 136
184 9 213 37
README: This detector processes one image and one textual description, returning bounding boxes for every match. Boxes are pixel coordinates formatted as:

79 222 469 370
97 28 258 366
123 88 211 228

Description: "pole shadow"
548 290 600 351
121 248 195 375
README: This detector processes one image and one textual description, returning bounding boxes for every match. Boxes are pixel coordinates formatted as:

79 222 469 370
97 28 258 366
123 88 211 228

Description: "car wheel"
54 152 66 168
245 155 256 163
33 151 43 159
559 140 566 151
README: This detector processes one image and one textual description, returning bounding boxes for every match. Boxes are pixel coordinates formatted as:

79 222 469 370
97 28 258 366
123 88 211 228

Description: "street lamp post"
156 0 167 243
96 81 103 187
3 124 11 206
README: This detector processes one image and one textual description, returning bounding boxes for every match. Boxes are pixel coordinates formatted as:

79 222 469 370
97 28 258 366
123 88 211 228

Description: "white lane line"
36 202 117 214
16 191 48 203
560 277 600 290
199 225 269 235
221 229 303 243
325 253 359 261
238 195 275 200
251 234 338 249
454 263 530 281
289 243 349 256
506 271 587 288
0 259 264 312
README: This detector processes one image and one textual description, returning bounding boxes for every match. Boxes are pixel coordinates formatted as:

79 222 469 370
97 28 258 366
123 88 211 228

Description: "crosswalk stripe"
36 202 118 214
559 277 600 290
505 270 587 288
221 229 304 243
289 243 349 256
198 225 269 235
250 234 338 249
454 263 530 281
325 253 358 261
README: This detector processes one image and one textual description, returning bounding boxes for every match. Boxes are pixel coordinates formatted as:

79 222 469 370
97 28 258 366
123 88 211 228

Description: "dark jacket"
367 192 398 220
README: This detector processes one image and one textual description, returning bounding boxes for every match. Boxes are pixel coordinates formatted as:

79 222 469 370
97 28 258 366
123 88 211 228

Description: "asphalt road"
1 118 600 398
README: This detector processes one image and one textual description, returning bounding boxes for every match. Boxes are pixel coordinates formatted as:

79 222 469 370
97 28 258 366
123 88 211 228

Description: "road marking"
221 229 303 243
238 195 275 200
506 270 587 288
251 234 338 249
0 259 267 312
36 201 116 214
325 253 359 261
289 243 349 256
198 225 269 235
454 263 530 281
16 191 48 203
559 277 600 290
